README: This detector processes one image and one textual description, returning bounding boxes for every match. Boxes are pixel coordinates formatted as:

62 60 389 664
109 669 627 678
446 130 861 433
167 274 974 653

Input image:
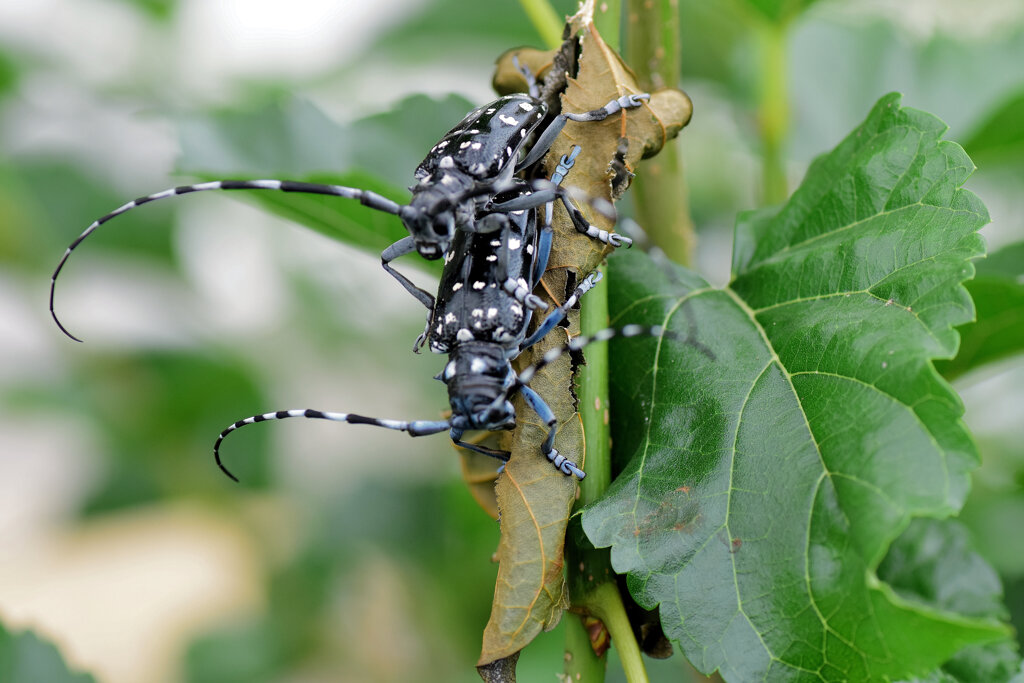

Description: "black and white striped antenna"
50 179 406 342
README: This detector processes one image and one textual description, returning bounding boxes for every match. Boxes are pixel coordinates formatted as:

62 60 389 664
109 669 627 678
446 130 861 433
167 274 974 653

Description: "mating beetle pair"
51 66 652 480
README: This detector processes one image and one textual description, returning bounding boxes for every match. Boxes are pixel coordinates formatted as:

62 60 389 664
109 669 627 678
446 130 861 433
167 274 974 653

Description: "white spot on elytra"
471 142 482 150
526 244 534 254
437 140 448 148
452 282 463 291
444 312 457 324
486 255 497 262
508 238 521 250
490 239 501 247
472 309 483 317
499 114 517 126
439 156 454 168
460 141 472 149
487 308 498 318
473 281 486 290
457 328 473 342
519 102 534 111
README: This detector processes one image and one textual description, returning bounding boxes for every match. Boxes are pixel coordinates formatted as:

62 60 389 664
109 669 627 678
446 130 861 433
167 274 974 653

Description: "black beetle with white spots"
50 62 648 343
52 62 663 480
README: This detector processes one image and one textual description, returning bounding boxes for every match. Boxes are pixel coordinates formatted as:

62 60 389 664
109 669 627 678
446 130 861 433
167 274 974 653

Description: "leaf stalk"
624 0 695 265
519 0 566 50
756 20 789 205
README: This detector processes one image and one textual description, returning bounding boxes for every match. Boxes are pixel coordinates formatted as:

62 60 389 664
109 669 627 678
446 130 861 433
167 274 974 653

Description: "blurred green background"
0 0 1022 681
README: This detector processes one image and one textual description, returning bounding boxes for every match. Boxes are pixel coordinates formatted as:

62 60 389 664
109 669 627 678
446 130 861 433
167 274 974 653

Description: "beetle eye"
433 214 454 236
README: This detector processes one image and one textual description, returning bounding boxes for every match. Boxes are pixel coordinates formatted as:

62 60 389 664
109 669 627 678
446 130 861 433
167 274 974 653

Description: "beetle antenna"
213 408 452 482
50 179 406 342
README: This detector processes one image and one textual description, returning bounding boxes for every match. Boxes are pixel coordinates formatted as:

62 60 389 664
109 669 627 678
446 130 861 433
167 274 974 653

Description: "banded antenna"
50 179 405 342
213 323 678 482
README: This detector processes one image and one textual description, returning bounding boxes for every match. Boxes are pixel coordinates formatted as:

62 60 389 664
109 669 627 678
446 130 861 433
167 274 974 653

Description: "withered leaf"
477 14 691 666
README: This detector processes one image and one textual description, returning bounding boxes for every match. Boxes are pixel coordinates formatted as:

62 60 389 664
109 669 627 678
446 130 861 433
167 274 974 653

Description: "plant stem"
565 611 607 681
624 0 695 266
756 20 789 205
592 0 622 52
518 0 565 50
586 581 650 683
563 249 617 682
577 277 610 507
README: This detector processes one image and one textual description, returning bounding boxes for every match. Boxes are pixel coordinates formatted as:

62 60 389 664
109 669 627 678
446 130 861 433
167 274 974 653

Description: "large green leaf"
583 94 1003 681
0 623 95 683
937 241 1024 380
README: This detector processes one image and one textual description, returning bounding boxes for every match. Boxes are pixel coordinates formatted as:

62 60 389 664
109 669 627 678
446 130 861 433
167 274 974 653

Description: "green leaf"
938 241 1024 380
0 623 95 683
177 94 486 270
963 89 1024 168
883 519 1023 683
583 93 1001 681
178 98 352 179
178 99 413 255
788 26 1024 164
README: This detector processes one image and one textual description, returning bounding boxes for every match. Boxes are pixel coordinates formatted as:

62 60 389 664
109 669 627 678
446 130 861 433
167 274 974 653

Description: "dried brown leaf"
478 17 692 667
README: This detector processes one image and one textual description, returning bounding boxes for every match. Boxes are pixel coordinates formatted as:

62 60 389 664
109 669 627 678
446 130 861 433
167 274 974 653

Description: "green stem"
563 250 617 682
756 21 789 205
577 276 610 507
518 0 564 49
586 582 650 683
564 611 607 681
624 0 695 266
592 0 622 52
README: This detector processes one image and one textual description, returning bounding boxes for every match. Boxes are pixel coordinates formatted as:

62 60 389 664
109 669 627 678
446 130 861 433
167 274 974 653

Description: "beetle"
214 143 618 480
214 321 674 482
49 68 648 343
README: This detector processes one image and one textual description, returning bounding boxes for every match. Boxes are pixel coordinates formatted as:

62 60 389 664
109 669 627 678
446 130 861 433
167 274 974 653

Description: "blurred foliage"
937 241 1024 380
1 0 1024 681
0 623 94 683
112 0 176 21
965 89 1024 168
